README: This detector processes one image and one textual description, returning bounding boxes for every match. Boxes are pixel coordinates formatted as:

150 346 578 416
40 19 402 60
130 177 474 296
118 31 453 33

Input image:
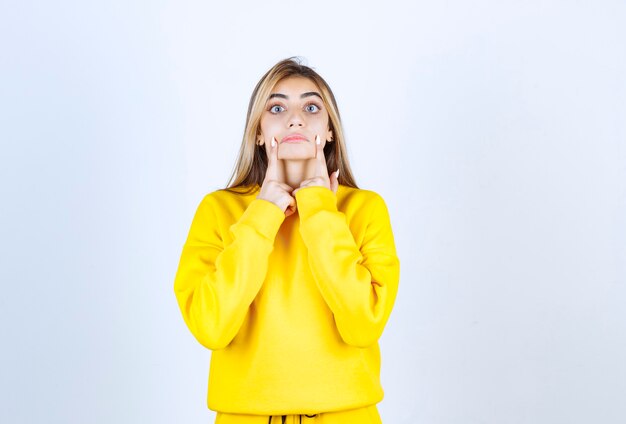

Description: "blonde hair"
222 57 358 194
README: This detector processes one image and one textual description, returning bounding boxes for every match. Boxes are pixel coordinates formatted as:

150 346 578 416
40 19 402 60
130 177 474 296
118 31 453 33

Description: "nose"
287 109 305 128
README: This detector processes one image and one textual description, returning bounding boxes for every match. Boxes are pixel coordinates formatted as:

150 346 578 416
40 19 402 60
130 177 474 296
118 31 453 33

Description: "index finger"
265 136 279 181
314 134 329 178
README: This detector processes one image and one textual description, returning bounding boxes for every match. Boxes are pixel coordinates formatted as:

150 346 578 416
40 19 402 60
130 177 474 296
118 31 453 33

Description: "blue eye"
306 104 320 113
269 105 285 113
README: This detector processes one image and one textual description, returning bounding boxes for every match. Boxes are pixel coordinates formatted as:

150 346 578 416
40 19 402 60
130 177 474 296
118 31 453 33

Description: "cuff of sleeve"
294 186 337 220
236 198 285 240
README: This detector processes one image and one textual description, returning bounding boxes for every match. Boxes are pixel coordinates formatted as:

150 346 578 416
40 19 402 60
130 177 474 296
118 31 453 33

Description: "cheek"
311 115 330 131
260 116 279 137
258 119 267 136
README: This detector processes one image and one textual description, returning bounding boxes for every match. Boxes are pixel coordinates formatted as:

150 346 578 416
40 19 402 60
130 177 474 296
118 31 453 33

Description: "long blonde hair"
222 57 358 194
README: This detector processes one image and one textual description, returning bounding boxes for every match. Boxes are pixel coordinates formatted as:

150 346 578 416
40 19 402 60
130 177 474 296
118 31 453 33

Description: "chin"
278 152 315 160
277 144 316 160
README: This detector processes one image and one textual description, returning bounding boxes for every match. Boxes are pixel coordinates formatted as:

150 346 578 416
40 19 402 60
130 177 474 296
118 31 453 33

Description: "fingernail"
271 137 276 147
336 169 340 178
316 135 320 145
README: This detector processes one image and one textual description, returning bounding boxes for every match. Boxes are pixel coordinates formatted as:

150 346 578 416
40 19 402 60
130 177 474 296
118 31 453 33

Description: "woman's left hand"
293 134 340 196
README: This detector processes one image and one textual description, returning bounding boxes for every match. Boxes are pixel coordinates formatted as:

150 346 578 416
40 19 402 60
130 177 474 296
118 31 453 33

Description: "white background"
1 1 625 423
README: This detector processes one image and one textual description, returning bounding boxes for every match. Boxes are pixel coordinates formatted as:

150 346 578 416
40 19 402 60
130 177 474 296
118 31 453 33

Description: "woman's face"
259 76 333 160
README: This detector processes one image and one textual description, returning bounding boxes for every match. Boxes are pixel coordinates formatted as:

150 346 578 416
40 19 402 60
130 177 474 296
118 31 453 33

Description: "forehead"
271 76 320 95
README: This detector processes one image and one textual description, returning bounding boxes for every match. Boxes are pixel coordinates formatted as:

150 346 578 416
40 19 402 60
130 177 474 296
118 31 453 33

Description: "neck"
277 158 320 190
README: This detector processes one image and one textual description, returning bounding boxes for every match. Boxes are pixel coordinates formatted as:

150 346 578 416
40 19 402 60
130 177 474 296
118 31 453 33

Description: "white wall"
1 1 624 423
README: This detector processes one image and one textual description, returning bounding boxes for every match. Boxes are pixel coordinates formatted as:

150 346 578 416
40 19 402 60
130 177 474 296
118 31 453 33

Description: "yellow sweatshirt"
173 184 400 415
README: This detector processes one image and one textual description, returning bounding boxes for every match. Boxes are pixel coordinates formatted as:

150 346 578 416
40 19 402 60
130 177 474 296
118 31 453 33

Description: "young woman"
174 58 400 424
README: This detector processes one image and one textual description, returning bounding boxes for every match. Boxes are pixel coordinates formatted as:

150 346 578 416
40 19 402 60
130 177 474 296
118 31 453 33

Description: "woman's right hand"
257 137 297 217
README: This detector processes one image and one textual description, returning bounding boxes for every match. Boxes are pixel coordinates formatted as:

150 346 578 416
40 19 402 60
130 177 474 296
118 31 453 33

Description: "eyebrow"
267 91 323 101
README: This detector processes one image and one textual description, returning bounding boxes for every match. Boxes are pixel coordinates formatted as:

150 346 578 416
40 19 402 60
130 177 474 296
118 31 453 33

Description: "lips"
281 134 308 143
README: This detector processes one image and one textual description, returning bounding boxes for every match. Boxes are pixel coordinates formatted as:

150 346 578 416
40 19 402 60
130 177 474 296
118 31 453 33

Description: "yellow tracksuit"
174 184 400 421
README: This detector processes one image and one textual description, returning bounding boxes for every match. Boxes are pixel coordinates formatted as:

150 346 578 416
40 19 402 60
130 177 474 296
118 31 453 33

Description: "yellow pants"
215 405 382 424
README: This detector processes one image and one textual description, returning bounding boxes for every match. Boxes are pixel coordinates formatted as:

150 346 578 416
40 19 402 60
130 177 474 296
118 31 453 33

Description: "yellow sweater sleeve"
295 186 400 348
174 194 285 350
